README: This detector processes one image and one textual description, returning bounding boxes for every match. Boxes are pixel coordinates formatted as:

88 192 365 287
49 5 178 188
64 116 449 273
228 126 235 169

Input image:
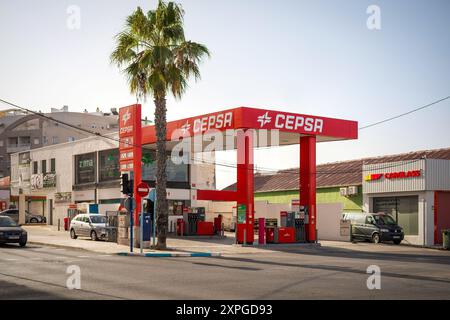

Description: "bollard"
58 219 60 231
243 228 247 247
221 223 225 238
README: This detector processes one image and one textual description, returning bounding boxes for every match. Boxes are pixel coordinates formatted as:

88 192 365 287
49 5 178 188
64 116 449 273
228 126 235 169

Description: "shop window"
99 149 120 182
373 196 418 236
141 150 189 183
75 152 96 184
52 136 59 144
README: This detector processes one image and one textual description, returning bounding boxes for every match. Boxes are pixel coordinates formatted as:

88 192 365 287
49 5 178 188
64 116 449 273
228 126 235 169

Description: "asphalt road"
1 242 450 299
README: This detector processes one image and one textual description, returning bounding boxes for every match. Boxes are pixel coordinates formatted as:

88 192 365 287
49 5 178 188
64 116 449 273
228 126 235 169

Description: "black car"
343 212 404 245
0 216 27 247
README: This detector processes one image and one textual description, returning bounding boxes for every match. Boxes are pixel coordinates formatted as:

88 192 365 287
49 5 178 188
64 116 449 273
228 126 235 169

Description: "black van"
342 212 404 244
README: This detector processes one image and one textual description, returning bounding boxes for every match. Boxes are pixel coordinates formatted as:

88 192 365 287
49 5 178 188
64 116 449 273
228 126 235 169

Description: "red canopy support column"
236 129 255 244
300 136 317 242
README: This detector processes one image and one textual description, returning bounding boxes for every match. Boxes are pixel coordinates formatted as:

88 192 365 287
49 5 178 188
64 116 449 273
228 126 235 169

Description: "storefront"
363 159 450 246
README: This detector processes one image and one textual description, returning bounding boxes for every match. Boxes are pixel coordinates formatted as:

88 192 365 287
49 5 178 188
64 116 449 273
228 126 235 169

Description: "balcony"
6 144 31 154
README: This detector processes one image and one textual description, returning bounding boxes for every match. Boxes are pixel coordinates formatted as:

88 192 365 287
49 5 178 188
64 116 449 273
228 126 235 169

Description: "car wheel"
70 229 78 239
19 240 27 247
393 239 402 245
30 218 38 223
90 230 98 241
371 233 380 244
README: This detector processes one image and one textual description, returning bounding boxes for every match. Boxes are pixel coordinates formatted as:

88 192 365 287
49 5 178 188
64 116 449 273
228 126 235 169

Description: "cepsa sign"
365 170 421 181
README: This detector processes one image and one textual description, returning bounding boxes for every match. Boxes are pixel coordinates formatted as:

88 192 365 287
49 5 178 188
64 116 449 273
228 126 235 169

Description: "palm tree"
111 1 210 249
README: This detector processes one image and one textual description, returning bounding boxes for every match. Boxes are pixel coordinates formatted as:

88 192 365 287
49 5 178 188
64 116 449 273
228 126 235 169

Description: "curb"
117 252 222 258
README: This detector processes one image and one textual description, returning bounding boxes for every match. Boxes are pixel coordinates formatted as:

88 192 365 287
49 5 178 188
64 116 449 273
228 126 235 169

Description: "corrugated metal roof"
223 147 450 193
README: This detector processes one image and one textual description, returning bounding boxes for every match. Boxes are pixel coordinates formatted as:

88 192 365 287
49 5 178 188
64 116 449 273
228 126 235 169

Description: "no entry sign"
136 182 150 197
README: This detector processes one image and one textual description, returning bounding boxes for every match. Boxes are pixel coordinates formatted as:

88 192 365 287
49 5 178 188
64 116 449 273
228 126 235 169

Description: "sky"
0 0 449 189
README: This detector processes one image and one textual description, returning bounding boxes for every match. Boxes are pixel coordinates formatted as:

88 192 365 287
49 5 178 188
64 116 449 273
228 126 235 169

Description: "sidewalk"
24 225 315 256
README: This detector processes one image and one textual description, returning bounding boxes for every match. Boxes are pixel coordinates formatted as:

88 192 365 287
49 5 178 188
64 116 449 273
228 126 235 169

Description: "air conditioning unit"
348 186 358 196
339 187 348 197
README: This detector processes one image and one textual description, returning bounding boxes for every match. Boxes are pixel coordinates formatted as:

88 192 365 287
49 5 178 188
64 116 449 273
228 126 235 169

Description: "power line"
0 98 435 176
359 95 450 130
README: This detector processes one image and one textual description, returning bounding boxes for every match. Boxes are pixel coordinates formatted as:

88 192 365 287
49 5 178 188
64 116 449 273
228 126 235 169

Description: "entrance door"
435 192 450 244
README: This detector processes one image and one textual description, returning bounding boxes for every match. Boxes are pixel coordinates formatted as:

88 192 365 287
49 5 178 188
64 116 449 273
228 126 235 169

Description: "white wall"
316 203 347 241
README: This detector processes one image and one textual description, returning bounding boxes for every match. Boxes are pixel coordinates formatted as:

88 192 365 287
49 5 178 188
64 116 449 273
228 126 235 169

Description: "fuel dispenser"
294 206 309 243
183 210 199 236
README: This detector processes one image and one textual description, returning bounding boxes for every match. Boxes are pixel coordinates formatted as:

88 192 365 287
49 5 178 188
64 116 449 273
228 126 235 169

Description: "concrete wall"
316 203 347 241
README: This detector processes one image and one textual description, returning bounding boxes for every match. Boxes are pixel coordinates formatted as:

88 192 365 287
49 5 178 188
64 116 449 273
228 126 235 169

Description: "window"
43 136 48 144
19 136 30 146
50 158 56 173
52 136 59 144
365 216 375 225
41 160 47 174
8 137 18 147
373 196 418 235
67 137 75 142
75 152 96 184
99 149 120 182
142 151 189 182
33 161 38 174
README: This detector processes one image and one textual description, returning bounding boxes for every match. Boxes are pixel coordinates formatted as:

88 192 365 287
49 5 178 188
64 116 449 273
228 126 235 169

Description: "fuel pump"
294 206 308 242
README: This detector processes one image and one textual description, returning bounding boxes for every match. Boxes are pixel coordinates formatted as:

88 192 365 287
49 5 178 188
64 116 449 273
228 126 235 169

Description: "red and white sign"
365 170 421 182
119 104 141 172
141 107 358 145
136 182 150 197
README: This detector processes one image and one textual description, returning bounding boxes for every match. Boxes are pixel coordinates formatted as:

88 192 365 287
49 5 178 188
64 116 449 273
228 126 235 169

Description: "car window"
374 214 396 225
90 216 106 224
0 216 18 227
366 216 375 224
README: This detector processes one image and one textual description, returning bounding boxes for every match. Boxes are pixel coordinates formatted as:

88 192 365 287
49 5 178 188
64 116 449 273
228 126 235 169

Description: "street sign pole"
140 199 144 254
129 196 133 253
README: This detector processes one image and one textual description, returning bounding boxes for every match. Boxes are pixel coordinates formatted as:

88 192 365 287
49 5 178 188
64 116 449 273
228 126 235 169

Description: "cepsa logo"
119 108 134 135
180 112 233 135
257 112 324 133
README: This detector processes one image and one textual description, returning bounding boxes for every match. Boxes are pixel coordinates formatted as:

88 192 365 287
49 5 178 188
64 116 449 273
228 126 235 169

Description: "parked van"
342 212 404 244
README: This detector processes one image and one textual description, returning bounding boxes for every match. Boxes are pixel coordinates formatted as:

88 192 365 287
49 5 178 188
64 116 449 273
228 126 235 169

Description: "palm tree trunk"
154 96 168 250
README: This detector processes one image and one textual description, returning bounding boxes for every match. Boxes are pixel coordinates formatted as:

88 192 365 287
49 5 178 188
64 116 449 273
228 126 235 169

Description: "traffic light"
120 173 133 196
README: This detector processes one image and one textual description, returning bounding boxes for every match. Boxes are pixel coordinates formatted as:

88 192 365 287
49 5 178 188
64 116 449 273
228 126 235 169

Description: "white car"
69 214 107 241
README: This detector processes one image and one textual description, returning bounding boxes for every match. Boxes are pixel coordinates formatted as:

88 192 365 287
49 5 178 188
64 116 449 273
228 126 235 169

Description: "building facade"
0 106 118 179
362 158 450 246
10 133 216 226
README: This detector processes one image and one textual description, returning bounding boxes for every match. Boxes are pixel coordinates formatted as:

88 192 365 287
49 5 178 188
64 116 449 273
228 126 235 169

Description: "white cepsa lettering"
274 114 323 133
193 112 233 133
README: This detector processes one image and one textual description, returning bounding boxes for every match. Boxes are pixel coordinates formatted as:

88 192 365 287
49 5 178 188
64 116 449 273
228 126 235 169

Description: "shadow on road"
0 279 65 300
208 255 450 285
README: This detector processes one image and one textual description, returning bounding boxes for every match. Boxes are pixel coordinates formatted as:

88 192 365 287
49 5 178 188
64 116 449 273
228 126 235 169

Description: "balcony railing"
6 144 31 153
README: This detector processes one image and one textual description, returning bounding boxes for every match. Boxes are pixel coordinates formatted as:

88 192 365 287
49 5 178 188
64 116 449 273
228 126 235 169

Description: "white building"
362 158 450 246
10 132 216 226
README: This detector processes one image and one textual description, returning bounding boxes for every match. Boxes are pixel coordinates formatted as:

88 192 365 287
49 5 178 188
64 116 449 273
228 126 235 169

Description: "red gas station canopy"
141 107 358 146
